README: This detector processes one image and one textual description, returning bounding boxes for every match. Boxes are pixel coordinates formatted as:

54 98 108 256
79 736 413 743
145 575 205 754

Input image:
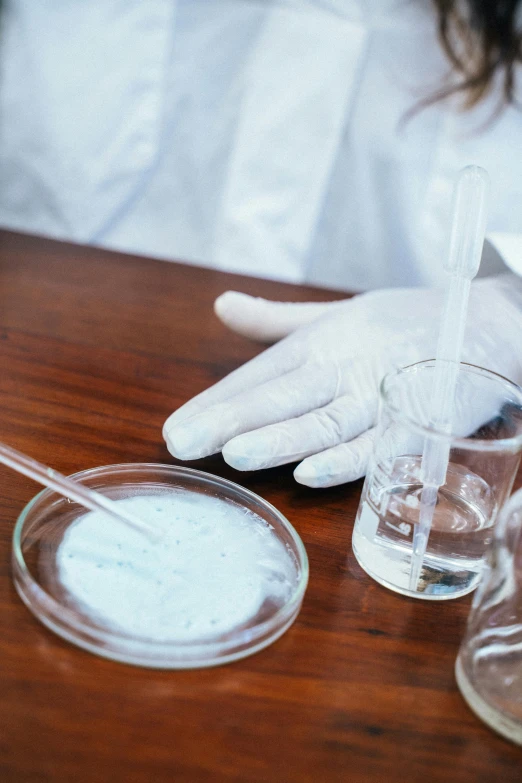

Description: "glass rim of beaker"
380 360 522 453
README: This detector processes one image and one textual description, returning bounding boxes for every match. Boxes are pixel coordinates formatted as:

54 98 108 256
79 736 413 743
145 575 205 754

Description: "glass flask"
456 485 522 745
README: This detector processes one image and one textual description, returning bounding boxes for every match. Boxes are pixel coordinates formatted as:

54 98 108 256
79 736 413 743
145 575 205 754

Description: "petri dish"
12 463 308 669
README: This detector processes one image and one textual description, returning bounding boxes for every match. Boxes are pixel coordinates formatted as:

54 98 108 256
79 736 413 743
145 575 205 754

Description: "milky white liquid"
56 490 297 642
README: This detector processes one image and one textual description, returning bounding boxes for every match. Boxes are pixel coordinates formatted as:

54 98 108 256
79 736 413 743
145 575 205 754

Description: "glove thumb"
214 291 342 342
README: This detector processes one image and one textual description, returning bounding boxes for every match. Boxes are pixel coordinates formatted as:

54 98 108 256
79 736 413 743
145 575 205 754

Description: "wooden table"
0 229 520 783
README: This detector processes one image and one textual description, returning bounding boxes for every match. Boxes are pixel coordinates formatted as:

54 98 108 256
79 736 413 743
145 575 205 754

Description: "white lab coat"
0 0 521 291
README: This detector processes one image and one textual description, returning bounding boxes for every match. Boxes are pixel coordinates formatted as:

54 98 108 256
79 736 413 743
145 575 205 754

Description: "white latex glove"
163 275 522 487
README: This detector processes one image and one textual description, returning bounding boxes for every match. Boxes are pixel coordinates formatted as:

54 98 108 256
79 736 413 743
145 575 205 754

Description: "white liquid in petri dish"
56 490 298 642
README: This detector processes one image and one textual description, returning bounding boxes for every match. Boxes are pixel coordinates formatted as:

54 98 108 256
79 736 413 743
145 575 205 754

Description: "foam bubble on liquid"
56 490 298 643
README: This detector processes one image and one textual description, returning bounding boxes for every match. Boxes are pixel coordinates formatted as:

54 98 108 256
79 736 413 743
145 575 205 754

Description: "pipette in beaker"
409 165 490 592
0 441 159 540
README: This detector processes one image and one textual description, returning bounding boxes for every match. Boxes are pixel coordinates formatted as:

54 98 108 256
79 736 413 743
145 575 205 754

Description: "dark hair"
432 0 522 110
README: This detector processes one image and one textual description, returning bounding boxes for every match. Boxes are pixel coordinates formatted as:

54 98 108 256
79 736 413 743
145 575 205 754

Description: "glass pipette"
409 165 490 592
0 441 159 540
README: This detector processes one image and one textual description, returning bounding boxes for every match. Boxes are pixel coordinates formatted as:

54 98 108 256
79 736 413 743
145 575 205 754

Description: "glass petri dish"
12 463 308 669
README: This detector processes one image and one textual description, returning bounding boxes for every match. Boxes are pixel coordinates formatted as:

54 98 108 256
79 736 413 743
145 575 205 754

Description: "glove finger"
163 336 304 435
294 428 376 488
291 372 511 490
222 394 377 471
214 291 343 342
166 332 390 434
165 361 343 460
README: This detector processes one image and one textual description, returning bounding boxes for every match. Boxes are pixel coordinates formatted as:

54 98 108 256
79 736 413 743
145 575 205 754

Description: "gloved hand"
163 274 522 487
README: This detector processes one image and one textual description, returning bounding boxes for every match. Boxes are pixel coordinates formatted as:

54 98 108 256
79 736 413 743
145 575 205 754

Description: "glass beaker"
352 361 522 600
456 486 522 745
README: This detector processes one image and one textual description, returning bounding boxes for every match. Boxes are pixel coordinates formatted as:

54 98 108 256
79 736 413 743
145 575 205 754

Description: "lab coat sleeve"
0 0 176 243
487 232 522 277
213 3 368 283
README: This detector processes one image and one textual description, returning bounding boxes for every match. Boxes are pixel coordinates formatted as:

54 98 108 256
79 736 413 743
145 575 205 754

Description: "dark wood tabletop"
0 229 520 783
